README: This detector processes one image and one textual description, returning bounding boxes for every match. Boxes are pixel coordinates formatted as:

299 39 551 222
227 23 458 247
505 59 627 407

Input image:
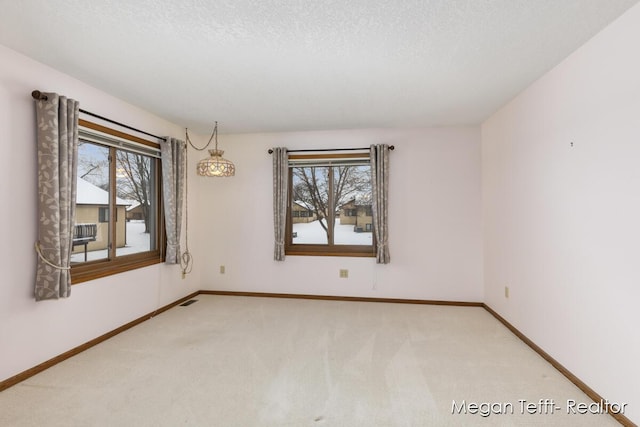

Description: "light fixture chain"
185 121 217 151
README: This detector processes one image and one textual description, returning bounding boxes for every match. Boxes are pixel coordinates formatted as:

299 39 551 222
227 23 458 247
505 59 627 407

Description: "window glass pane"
73 142 110 264
115 150 157 256
291 166 329 244
334 165 373 245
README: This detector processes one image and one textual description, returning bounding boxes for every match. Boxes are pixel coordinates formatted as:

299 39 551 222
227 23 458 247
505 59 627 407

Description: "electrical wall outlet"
220 265 225 274
339 269 349 278
505 286 509 298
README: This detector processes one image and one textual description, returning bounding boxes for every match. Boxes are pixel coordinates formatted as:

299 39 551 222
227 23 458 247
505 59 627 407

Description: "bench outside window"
72 223 97 262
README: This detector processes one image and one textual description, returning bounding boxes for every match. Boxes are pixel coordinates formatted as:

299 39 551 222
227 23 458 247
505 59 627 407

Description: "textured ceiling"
0 0 637 134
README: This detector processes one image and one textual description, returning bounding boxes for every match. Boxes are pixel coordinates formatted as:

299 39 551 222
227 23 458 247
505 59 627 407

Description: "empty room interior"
0 1 639 426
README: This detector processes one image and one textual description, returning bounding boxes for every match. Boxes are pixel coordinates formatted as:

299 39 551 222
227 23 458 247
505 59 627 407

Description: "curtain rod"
31 90 166 141
267 146 394 154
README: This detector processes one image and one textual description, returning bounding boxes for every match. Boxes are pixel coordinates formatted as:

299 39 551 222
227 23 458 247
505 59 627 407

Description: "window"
98 207 118 222
286 153 374 257
71 120 164 283
98 207 108 223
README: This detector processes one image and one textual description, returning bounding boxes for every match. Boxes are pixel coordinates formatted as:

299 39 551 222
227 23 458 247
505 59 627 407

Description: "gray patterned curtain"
161 137 186 264
272 147 288 261
370 144 390 264
34 93 80 300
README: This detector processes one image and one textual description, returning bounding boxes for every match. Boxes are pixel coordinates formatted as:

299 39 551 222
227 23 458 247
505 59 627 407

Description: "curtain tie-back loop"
34 241 71 271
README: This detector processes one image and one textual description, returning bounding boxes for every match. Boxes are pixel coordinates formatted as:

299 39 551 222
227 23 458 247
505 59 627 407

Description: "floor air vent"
179 299 198 307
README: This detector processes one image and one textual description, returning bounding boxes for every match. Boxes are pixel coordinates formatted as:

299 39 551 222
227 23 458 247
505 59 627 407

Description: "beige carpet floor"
0 295 621 426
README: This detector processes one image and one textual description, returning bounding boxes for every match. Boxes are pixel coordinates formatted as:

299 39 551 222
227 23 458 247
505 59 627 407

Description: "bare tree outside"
77 142 154 234
293 166 329 232
77 141 109 189
116 151 153 233
292 165 371 240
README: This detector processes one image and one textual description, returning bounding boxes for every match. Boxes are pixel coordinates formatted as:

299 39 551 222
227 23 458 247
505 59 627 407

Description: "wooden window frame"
71 120 165 284
285 153 375 258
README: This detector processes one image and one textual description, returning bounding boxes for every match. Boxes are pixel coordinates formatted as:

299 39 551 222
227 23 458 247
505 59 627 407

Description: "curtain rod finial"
31 90 47 101
268 149 274 154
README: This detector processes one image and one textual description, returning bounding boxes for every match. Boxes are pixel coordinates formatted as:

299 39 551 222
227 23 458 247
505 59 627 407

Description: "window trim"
71 120 165 284
285 153 375 258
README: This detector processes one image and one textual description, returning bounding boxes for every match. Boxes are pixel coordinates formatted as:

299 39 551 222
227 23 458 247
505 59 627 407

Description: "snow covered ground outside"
71 219 371 263
293 220 372 245
71 220 150 263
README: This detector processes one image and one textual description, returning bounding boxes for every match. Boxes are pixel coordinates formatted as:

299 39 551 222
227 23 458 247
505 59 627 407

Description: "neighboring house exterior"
74 178 128 255
339 197 373 232
126 201 145 221
291 200 317 223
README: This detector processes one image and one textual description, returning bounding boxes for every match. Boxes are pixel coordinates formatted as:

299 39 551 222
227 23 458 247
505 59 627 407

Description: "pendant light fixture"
186 121 235 177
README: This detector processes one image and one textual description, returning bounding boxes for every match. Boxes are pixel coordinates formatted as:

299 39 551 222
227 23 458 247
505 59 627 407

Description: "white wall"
482 3 640 424
193 127 483 302
0 44 199 382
